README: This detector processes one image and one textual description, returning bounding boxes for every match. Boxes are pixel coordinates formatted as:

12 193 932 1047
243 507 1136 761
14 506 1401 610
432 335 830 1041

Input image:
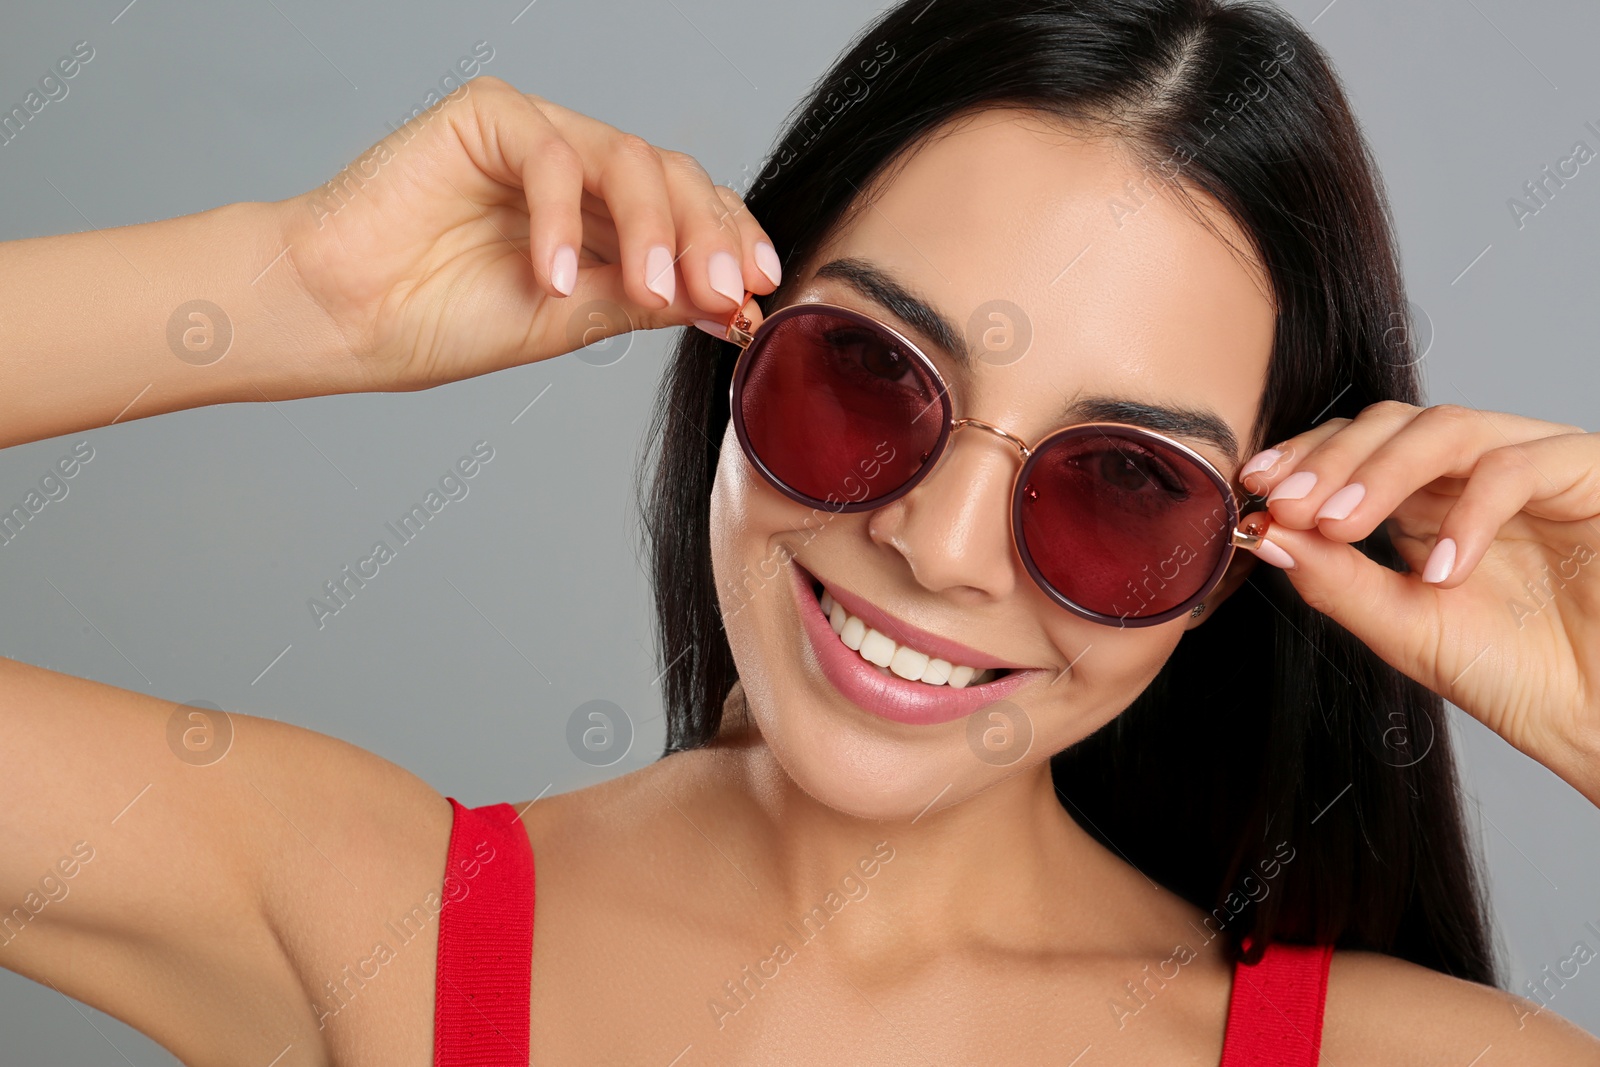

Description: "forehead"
797 108 1277 469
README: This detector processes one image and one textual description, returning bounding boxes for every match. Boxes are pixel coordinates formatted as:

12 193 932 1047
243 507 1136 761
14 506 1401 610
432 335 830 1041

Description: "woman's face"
709 108 1276 820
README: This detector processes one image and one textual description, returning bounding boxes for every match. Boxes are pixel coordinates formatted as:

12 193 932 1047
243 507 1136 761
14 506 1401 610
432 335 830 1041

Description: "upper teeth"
818 587 999 688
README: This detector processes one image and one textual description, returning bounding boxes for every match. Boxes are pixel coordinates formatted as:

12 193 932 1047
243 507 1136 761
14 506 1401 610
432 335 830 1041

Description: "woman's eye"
1096 452 1150 491
1080 447 1187 497
824 329 918 386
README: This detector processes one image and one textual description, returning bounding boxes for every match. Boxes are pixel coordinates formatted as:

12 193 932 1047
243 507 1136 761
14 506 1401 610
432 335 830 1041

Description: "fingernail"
1251 536 1295 570
1268 470 1317 502
1239 448 1282 482
1315 482 1366 522
754 241 783 287
708 250 744 306
1422 537 1455 584
644 244 675 305
693 318 728 340
550 244 577 297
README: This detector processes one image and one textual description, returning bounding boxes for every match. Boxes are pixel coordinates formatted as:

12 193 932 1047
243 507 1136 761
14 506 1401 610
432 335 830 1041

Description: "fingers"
1237 418 1348 493
680 186 778 341
1237 399 1599 592
1240 402 1578 544
1246 401 1420 530
434 78 785 314
520 92 779 316
594 132 681 309
710 183 784 292
655 152 776 314
453 80 587 297
518 92 680 308
1424 432 1600 588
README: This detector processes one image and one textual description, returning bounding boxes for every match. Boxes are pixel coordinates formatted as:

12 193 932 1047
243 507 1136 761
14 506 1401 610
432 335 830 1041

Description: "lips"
789 558 1048 726
814 570 1036 672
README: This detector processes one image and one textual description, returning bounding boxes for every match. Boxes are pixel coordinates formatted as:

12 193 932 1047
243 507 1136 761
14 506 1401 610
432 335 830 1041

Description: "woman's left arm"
1235 401 1600 806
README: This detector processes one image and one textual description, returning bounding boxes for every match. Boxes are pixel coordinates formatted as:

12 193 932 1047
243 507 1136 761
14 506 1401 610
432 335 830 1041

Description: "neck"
693 681 1169 968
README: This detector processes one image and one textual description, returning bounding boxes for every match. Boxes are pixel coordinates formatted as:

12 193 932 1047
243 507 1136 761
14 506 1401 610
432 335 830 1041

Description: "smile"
790 559 1047 726
818 586 1005 687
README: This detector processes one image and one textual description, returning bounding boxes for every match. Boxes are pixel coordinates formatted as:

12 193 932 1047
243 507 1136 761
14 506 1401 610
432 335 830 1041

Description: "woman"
3 0 1598 1062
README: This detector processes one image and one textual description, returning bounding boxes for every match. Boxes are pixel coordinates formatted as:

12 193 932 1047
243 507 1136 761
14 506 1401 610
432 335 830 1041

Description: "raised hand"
1238 402 1600 805
277 75 780 392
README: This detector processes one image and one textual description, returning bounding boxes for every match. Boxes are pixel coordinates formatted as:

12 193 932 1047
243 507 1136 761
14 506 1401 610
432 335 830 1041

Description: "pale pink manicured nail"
1268 470 1317 502
1239 448 1282 480
1251 536 1295 570
644 245 675 305
1422 537 1456 583
754 241 783 286
693 318 728 340
550 244 577 296
707 250 744 305
1315 482 1366 522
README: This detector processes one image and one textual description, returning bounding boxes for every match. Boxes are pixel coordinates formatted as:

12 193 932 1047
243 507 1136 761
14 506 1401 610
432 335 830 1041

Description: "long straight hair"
636 0 1498 981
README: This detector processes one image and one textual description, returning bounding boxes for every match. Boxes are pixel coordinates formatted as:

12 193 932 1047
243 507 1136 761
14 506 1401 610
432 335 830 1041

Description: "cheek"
707 432 752 606
709 430 824 700
710 429 796 618
1017 621 1186 757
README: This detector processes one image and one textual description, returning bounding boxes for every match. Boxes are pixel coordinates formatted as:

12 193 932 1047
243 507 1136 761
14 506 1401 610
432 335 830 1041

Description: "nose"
865 419 1028 602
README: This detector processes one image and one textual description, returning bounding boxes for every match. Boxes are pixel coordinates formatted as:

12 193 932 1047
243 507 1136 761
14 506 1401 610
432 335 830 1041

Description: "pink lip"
817 572 1036 671
790 559 1048 726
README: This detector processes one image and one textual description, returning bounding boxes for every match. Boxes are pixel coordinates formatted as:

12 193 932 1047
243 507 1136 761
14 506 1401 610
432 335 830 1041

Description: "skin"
1 77 1598 1065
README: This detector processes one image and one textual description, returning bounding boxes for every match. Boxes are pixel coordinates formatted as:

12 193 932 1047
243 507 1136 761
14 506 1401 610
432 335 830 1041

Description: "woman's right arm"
0 655 458 1062
0 78 775 449
0 194 358 449
0 75 778 1060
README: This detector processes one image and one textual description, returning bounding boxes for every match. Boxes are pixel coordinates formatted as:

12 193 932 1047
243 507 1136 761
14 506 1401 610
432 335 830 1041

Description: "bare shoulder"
512 745 741 920
514 746 717 858
1322 949 1600 1063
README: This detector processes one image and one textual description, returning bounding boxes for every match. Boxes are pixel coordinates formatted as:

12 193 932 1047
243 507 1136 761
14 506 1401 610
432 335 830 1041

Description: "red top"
1220 936 1335 1065
431 799 1332 1066
433 798 535 1066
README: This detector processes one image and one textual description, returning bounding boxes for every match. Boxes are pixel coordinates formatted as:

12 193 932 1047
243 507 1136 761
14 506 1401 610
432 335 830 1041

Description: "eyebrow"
811 256 1242 468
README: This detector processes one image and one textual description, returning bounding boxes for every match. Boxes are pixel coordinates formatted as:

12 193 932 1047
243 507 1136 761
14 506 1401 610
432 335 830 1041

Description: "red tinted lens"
734 306 947 509
1016 428 1233 621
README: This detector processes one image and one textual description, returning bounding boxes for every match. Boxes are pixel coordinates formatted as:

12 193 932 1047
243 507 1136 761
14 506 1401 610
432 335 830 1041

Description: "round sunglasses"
710 292 1270 628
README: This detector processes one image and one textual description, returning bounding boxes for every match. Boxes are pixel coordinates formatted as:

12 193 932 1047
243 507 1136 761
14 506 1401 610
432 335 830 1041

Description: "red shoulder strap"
1218 939 1334 1066
433 798 535 1067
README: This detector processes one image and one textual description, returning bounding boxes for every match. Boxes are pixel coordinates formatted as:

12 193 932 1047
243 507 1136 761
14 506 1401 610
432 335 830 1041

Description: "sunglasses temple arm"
722 289 757 348
1228 513 1273 551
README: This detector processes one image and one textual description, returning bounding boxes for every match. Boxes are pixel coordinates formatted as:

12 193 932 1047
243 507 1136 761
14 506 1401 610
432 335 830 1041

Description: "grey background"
2 0 1597 1060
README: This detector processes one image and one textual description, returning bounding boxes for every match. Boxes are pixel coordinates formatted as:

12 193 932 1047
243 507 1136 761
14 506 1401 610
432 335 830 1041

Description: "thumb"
554 262 764 350
1242 511 1435 654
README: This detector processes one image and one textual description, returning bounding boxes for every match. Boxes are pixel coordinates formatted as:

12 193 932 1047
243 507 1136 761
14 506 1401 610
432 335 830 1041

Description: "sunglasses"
711 292 1271 628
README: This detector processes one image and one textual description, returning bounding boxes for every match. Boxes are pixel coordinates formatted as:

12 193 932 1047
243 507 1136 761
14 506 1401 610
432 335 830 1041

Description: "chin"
741 677 996 822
